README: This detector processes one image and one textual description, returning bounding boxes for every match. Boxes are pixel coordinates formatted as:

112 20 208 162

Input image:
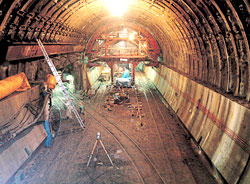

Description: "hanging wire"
0 97 41 130
0 93 50 146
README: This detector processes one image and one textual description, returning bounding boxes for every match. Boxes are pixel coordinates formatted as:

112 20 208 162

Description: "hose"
0 97 41 130
11 94 49 135
0 93 50 146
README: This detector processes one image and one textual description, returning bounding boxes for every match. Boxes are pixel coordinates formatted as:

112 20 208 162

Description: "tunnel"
0 0 249 183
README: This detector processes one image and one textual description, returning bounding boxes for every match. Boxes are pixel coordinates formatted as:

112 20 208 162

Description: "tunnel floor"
12 73 218 184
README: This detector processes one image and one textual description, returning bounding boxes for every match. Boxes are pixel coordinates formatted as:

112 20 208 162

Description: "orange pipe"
0 72 31 100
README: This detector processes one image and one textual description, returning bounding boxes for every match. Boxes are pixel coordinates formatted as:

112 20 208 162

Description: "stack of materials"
103 88 130 111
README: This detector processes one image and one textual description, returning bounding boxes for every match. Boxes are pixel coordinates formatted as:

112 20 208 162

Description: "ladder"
36 39 85 129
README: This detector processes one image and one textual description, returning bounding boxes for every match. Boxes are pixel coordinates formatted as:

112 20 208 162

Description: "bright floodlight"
129 33 135 40
104 0 129 17
123 28 127 33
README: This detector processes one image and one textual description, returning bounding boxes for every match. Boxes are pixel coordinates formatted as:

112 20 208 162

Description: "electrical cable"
0 93 50 146
8 107 29 132
0 97 42 130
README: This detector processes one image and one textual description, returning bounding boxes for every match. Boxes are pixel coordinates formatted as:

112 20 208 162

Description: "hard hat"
46 74 57 89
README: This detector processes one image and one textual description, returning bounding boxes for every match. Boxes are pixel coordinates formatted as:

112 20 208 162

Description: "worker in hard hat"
46 74 57 90
80 105 86 115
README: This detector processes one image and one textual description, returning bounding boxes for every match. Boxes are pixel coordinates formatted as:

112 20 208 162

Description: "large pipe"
0 72 31 100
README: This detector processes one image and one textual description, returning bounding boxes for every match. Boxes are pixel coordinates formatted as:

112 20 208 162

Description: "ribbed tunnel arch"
0 1 250 184
0 0 249 101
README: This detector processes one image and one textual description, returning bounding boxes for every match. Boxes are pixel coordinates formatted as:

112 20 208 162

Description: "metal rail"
134 87 143 124
137 71 197 183
85 107 145 183
84 84 145 183
83 100 166 184
136 73 178 184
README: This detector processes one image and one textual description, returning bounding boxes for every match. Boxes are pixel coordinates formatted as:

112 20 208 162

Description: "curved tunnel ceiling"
0 0 249 102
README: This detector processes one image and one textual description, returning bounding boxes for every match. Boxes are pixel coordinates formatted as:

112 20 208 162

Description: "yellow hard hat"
46 74 57 89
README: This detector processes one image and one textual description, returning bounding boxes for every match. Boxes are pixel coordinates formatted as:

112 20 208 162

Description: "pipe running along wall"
0 72 31 100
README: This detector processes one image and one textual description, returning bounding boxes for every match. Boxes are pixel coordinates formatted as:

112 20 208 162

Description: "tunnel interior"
0 0 250 184
0 0 249 102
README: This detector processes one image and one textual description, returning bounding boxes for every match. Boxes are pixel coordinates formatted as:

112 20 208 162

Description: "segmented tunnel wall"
144 65 250 184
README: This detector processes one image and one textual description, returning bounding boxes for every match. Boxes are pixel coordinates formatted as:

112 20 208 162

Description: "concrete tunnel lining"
0 0 249 101
0 0 249 183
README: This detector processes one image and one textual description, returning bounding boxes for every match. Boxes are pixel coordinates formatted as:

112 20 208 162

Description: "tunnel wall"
144 65 250 184
0 86 47 184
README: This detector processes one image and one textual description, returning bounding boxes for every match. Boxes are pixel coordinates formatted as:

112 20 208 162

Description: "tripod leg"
99 140 114 166
86 140 98 168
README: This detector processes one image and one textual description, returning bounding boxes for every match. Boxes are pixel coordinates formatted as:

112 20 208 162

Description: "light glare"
129 33 135 40
104 0 129 17
123 28 127 33
119 41 126 47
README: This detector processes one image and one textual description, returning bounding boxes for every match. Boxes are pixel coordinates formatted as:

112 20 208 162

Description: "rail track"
136 71 217 184
83 85 166 184
78 73 215 183
84 73 197 183
18 73 216 184
135 72 184 183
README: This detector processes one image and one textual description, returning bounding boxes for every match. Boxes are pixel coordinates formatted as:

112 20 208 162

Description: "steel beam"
6 43 84 61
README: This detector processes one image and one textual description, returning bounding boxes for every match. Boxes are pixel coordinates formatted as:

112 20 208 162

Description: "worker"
46 74 57 90
114 93 120 104
80 105 86 115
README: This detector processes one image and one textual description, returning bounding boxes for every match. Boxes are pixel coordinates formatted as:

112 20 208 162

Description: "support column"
132 63 135 82
82 56 89 92
79 64 84 90
138 32 141 56
111 62 114 83
83 63 88 91
132 61 140 82
106 61 114 83
0 66 8 80
105 40 108 56
73 62 80 92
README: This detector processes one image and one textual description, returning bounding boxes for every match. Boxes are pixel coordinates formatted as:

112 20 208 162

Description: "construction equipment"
36 39 85 129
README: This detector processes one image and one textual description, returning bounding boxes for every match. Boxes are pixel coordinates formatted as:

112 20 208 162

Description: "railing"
99 48 147 56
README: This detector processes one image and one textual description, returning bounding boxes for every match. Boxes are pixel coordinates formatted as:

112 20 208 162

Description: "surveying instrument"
86 132 114 168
